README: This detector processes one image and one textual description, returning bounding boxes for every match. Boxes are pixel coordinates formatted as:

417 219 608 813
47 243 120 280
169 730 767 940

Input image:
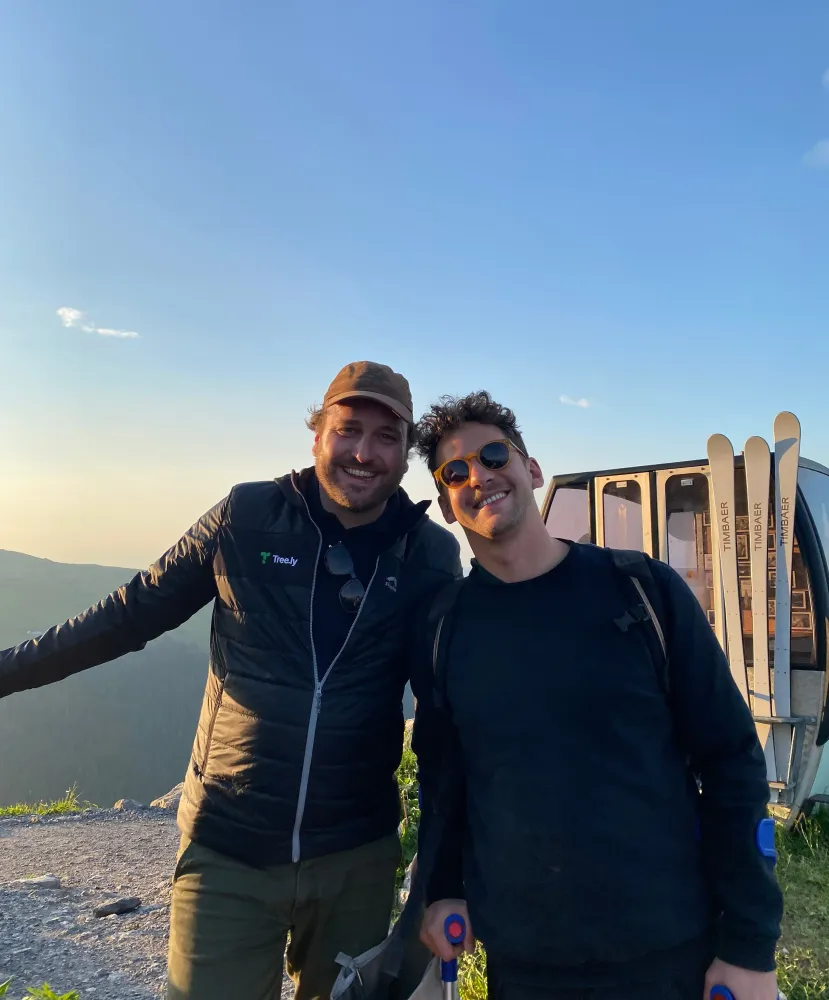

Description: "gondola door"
595 473 654 556
654 465 724 651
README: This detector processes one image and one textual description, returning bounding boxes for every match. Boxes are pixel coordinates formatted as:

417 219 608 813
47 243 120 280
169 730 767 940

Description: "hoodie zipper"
290 485 380 863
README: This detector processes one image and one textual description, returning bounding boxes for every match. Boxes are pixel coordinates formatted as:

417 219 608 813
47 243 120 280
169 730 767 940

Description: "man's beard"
461 494 527 540
316 457 402 513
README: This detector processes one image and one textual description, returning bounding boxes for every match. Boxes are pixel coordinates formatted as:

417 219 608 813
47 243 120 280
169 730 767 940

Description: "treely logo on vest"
260 551 298 567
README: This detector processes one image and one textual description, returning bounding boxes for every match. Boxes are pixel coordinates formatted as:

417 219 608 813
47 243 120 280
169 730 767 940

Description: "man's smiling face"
313 399 409 515
435 421 543 540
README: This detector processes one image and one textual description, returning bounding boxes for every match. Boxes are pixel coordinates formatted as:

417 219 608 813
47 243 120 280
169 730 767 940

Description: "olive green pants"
166 832 426 1000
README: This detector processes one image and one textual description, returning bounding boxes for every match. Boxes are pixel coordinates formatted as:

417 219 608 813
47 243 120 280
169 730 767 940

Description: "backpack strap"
607 548 670 697
609 548 702 794
427 576 466 711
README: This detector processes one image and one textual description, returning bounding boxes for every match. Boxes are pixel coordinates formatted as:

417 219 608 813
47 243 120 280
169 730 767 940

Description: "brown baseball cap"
322 361 414 425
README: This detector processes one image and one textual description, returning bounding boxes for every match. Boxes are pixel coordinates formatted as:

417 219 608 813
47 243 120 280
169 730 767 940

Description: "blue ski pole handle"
710 988 782 1000
441 913 467 985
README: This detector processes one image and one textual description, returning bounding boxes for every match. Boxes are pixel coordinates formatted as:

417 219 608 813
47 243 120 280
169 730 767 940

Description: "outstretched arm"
656 561 783 977
0 498 227 698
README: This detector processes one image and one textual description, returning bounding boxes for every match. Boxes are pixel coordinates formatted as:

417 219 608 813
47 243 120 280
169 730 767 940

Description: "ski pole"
441 913 466 1000
710 988 782 1000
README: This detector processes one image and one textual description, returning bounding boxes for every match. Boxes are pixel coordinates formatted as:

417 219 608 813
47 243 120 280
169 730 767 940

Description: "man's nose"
468 458 493 489
352 435 376 464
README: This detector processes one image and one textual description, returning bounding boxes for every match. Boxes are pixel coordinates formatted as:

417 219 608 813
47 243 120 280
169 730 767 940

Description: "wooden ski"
707 433 749 704
773 411 801 785
744 435 776 783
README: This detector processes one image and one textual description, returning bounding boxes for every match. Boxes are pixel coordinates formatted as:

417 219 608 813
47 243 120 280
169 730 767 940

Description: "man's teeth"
344 467 377 479
478 492 506 509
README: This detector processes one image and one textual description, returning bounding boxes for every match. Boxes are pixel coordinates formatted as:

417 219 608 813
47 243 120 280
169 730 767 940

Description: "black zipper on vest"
290 484 380 863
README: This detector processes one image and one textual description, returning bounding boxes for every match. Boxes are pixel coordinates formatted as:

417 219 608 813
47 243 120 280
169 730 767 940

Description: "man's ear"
438 491 457 525
311 433 321 459
528 457 545 491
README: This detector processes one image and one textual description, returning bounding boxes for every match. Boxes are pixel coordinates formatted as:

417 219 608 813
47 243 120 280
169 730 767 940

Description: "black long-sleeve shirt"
412 542 783 986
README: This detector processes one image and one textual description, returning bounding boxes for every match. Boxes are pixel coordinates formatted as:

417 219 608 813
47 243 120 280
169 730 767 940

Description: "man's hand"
420 899 475 962
705 958 779 1000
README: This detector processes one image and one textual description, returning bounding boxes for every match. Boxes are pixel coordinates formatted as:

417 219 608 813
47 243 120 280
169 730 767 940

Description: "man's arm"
411 672 474 960
656 561 784 972
0 498 227 698
412 688 467 905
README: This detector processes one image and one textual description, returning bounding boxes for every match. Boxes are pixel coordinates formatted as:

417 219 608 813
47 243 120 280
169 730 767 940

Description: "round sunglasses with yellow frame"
433 438 527 489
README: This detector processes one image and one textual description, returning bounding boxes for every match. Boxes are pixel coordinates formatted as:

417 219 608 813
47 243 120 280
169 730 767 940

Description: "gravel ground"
0 807 292 1000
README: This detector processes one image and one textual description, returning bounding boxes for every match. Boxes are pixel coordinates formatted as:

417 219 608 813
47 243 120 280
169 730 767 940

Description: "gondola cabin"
541 413 829 827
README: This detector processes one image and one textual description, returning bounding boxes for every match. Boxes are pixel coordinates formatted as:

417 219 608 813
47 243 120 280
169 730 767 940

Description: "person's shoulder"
614 549 688 596
229 479 283 496
599 548 695 615
408 516 462 574
560 539 612 572
416 515 461 555
569 543 683 604
573 541 672 580
224 478 291 523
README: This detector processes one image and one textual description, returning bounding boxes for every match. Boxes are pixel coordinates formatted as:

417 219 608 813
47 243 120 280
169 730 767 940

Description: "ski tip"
706 432 734 454
744 435 770 454
773 411 801 433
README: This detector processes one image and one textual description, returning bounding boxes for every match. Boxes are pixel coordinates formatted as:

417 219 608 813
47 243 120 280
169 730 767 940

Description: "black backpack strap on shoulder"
609 548 669 695
427 576 466 710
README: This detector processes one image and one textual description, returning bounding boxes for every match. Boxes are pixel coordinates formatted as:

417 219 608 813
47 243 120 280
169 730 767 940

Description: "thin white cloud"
57 307 84 328
559 394 590 409
94 327 141 339
804 140 829 169
56 306 140 339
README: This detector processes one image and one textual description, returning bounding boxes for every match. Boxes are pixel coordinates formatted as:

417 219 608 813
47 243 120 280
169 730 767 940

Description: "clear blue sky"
1 1 827 567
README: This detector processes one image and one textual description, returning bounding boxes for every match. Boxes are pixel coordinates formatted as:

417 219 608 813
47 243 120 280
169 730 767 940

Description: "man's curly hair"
415 391 528 477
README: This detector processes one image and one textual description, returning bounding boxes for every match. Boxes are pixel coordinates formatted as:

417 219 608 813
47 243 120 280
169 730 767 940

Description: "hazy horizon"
2 451 475 570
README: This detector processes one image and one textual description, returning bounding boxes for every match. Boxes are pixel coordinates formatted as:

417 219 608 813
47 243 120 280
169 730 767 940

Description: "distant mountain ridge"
0 548 211 651
0 548 213 807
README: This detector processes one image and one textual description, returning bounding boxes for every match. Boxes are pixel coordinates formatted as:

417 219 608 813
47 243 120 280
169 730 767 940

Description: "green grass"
776 809 829 999
396 728 829 999
0 980 78 999
0 784 95 819
396 735 420 876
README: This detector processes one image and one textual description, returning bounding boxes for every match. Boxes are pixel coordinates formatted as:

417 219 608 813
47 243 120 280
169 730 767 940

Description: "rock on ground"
113 799 148 812
0 808 292 1000
149 783 183 811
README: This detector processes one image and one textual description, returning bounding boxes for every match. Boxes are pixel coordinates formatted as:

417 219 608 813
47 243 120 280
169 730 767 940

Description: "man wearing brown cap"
0 361 462 1000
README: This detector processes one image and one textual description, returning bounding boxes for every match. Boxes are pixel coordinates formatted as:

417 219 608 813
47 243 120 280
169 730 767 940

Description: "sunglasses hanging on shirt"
324 543 365 613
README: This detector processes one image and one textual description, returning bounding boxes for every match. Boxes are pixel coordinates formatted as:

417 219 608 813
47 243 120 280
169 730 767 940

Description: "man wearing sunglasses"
411 391 782 1000
0 361 461 1000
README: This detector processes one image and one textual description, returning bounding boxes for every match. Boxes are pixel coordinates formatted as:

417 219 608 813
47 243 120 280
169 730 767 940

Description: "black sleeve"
409 590 466 904
411 677 467 904
656 561 784 972
0 498 226 698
